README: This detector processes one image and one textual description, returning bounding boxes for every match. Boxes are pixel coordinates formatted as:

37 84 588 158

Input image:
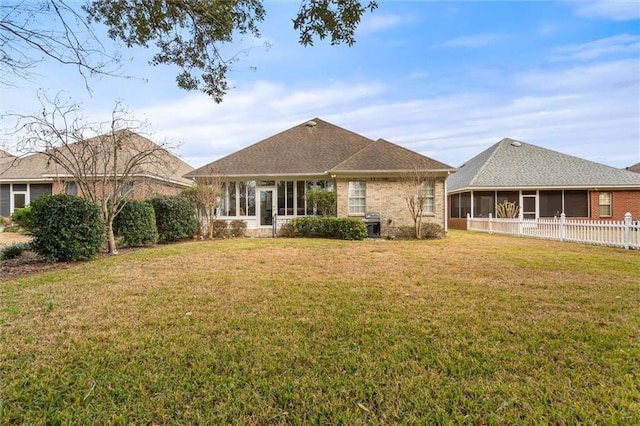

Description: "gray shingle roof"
448 138 640 192
187 119 454 178
331 139 455 173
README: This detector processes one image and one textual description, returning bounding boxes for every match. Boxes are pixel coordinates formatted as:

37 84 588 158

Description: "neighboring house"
626 162 640 174
185 118 456 237
0 130 194 217
447 138 640 229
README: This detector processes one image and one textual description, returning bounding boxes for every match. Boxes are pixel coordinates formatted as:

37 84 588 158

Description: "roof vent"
510 140 522 147
305 120 317 127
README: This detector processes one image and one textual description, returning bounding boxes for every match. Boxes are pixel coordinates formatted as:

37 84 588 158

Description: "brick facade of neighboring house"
0 131 194 218
186 119 455 237
447 138 640 229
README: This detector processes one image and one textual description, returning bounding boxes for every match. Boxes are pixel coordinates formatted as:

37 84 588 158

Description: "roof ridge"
466 139 507 187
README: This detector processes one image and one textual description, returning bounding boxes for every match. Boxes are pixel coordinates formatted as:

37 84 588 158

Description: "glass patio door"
258 188 275 226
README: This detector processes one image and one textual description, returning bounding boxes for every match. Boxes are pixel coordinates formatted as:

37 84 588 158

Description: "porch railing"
467 212 639 250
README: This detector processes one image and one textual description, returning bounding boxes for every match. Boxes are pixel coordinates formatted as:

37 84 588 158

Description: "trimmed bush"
113 200 159 247
29 194 106 262
280 217 367 240
229 220 247 238
10 206 34 234
148 195 197 243
1 242 31 260
211 219 229 238
420 222 445 239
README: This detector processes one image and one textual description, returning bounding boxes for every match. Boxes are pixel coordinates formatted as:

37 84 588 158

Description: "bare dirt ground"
0 232 32 248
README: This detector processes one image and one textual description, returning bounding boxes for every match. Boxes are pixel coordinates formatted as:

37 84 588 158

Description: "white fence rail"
467 213 640 250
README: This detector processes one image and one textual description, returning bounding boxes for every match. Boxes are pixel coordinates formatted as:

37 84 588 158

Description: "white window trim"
348 181 366 216
598 192 612 217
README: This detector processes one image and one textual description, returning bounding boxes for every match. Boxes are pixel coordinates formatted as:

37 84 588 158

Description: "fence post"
560 213 566 242
488 213 493 234
466 213 470 230
624 212 631 250
518 210 523 236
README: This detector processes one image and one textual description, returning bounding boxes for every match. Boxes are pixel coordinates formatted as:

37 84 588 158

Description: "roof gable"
448 138 640 191
186 118 375 177
331 139 455 173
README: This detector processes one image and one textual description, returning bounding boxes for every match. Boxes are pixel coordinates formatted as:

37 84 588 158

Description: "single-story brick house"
0 130 194 218
447 138 640 229
185 118 456 237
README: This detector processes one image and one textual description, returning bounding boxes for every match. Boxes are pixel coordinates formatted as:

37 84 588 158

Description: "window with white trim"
348 181 366 215
419 181 435 214
599 192 612 217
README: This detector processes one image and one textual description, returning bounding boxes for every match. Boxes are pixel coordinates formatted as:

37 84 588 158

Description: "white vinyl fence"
467 213 640 250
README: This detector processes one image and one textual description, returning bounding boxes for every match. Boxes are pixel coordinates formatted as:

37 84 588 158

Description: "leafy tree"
1 0 377 101
306 188 337 216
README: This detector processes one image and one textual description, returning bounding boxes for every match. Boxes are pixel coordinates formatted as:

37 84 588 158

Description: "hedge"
148 195 197 243
279 217 367 240
29 194 106 262
113 200 159 247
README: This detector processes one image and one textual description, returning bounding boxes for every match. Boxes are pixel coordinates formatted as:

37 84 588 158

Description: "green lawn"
1 231 639 424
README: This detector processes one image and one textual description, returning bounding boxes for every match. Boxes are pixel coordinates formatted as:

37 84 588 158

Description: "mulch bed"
0 252 80 282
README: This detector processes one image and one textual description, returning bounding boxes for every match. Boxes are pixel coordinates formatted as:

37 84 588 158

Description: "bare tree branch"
7 95 180 254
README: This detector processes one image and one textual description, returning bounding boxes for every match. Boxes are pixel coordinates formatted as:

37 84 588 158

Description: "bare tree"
182 175 224 239
0 0 121 89
401 169 436 239
9 95 179 254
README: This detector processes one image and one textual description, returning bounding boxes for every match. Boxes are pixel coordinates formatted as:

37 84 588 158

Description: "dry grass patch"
1 231 639 424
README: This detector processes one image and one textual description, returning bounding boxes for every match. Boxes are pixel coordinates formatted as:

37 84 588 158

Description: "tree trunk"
107 216 118 254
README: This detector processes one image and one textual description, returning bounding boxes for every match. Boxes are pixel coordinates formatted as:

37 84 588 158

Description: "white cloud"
358 14 407 33
572 0 640 21
551 34 640 62
138 53 639 170
436 33 508 48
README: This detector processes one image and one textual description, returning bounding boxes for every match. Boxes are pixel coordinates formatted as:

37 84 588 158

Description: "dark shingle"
186 119 374 177
331 139 455 172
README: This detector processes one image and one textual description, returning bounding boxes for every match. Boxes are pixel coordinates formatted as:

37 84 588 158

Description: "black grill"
364 211 381 238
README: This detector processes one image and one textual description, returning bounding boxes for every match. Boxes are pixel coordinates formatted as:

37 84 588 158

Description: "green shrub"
113 200 159 247
10 206 34 233
148 195 197 243
2 225 22 233
0 242 31 260
229 220 247 238
209 219 228 238
29 194 106 262
281 217 367 240
0 216 8 226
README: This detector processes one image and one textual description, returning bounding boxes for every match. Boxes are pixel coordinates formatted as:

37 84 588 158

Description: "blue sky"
1 0 639 169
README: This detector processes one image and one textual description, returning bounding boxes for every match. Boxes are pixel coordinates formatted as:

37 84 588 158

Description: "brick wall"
336 177 447 236
590 190 640 221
